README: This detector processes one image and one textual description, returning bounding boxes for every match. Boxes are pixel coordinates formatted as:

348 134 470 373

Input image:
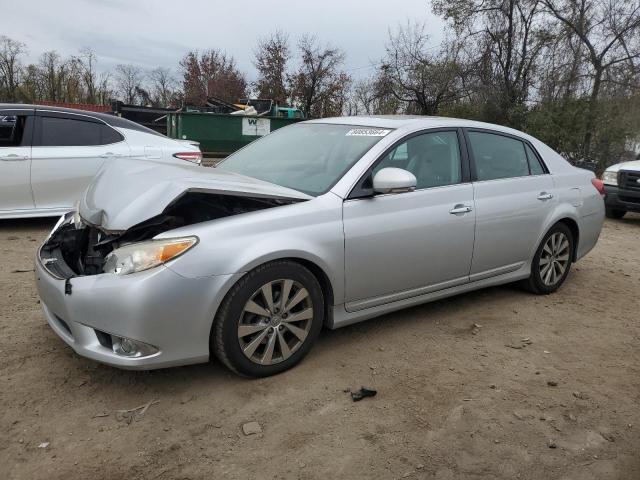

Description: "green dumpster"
166 112 303 159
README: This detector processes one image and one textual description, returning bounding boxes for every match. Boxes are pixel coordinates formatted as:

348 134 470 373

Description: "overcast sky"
5 0 445 81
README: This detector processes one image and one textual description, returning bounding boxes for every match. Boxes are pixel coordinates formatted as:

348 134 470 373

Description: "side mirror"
372 168 417 195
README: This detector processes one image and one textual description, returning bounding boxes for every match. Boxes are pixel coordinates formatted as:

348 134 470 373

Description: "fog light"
111 335 159 358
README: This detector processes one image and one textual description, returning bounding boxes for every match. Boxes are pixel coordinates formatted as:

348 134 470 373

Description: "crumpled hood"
605 160 640 173
79 159 311 231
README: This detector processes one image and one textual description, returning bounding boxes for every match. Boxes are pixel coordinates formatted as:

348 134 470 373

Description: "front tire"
605 207 626 219
523 223 574 295
211 260 324 377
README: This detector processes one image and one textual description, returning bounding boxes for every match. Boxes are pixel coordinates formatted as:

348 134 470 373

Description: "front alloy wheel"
212 261 324 377
238 279 314 365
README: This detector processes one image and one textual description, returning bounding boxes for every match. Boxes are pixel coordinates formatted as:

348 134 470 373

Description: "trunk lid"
79 159 311 231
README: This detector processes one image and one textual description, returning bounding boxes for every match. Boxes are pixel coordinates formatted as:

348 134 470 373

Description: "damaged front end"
39 192 303 281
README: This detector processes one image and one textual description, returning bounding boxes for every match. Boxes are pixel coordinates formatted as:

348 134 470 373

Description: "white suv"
601 158 640 218
0 104 202 219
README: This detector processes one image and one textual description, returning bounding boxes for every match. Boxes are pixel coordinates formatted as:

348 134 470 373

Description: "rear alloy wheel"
524 223 574 294
605 207 626 219
212 261 324 377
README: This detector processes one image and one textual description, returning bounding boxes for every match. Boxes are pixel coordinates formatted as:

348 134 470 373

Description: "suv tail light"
591 178 605 196
173 152 203 165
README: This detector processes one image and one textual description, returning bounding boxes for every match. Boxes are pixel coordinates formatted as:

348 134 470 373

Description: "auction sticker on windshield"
345 128 391 137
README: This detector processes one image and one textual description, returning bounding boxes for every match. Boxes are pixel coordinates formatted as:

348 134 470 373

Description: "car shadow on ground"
47 282 524 390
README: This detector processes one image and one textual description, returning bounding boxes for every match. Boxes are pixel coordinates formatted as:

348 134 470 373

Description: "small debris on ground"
115 399 158 425
573 391 590 400
548 439 557 449
11 268 35 273
92 412 110 418
471 323 482 335
506 337 533 349
242 421 262 435
547 381 558 387
351 387 377 402
38 442 50 449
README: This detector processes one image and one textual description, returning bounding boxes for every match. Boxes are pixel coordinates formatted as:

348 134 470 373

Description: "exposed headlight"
103 236 198 275
602 170 618 186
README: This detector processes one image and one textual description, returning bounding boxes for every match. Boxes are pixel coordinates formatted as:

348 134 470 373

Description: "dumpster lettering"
242 118 271 136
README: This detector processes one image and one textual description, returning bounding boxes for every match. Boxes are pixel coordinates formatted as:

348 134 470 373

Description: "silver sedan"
35 116 605 377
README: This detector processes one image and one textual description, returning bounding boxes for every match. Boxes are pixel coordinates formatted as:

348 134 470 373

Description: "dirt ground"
1 215 639 480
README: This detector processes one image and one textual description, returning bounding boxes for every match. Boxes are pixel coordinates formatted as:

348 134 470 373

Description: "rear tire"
523 223 574 295
211 260 324 377
605 207 626 219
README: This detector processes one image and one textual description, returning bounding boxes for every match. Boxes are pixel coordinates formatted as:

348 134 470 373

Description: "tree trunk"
583 66 602 159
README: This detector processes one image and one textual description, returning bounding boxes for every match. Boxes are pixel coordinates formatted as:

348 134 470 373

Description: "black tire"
523 222 574 295
211 260 324 377
605 207 626 219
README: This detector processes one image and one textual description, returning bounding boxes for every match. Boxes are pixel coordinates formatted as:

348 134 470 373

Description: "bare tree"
542 0 640 158
149 67 177 107
288 35 350 117
180 49 247 105
382 22 465 115
38 51 67 102
253 31 290 104
75 47 99 103
96 71 113 105
433 0 550 127
115 64 145 104
0 36 27 101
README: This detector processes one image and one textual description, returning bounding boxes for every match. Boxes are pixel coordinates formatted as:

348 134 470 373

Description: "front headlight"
103 236 198 275
602 170 618 186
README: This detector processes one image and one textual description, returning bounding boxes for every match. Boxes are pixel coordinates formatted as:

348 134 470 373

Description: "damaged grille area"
39 192 302 278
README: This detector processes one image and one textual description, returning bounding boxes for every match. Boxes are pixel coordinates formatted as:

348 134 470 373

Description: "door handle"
0 154 28 161
537 192 554 201
449 204 473 215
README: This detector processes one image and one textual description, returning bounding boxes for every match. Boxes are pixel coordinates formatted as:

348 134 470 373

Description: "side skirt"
329 263 531 329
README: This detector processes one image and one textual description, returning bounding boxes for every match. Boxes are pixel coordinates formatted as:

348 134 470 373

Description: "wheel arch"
212 255 336 333
555 217 580 262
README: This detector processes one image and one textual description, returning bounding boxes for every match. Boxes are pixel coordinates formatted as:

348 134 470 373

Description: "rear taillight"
591 178 605 196
173 152 202 164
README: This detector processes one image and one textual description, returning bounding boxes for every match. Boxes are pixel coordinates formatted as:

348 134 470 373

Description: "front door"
343 130 476 311
0 109 34 213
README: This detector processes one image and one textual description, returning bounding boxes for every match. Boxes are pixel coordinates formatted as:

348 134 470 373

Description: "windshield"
217 123 391 196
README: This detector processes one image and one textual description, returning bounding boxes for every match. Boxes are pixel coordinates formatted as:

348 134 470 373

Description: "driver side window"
373 131 462 189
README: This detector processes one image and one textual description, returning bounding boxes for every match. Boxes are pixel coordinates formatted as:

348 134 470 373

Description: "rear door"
31 111 130 210
0 108 35 213
465 129 555 279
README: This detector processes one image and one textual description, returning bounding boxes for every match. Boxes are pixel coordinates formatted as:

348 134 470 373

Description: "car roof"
0 103 163 136
306 115 536 140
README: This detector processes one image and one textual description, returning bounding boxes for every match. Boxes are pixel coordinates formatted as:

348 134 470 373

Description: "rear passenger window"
101 124 124 144
525 143 545 175
40 116 123 147
468 132 529 181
